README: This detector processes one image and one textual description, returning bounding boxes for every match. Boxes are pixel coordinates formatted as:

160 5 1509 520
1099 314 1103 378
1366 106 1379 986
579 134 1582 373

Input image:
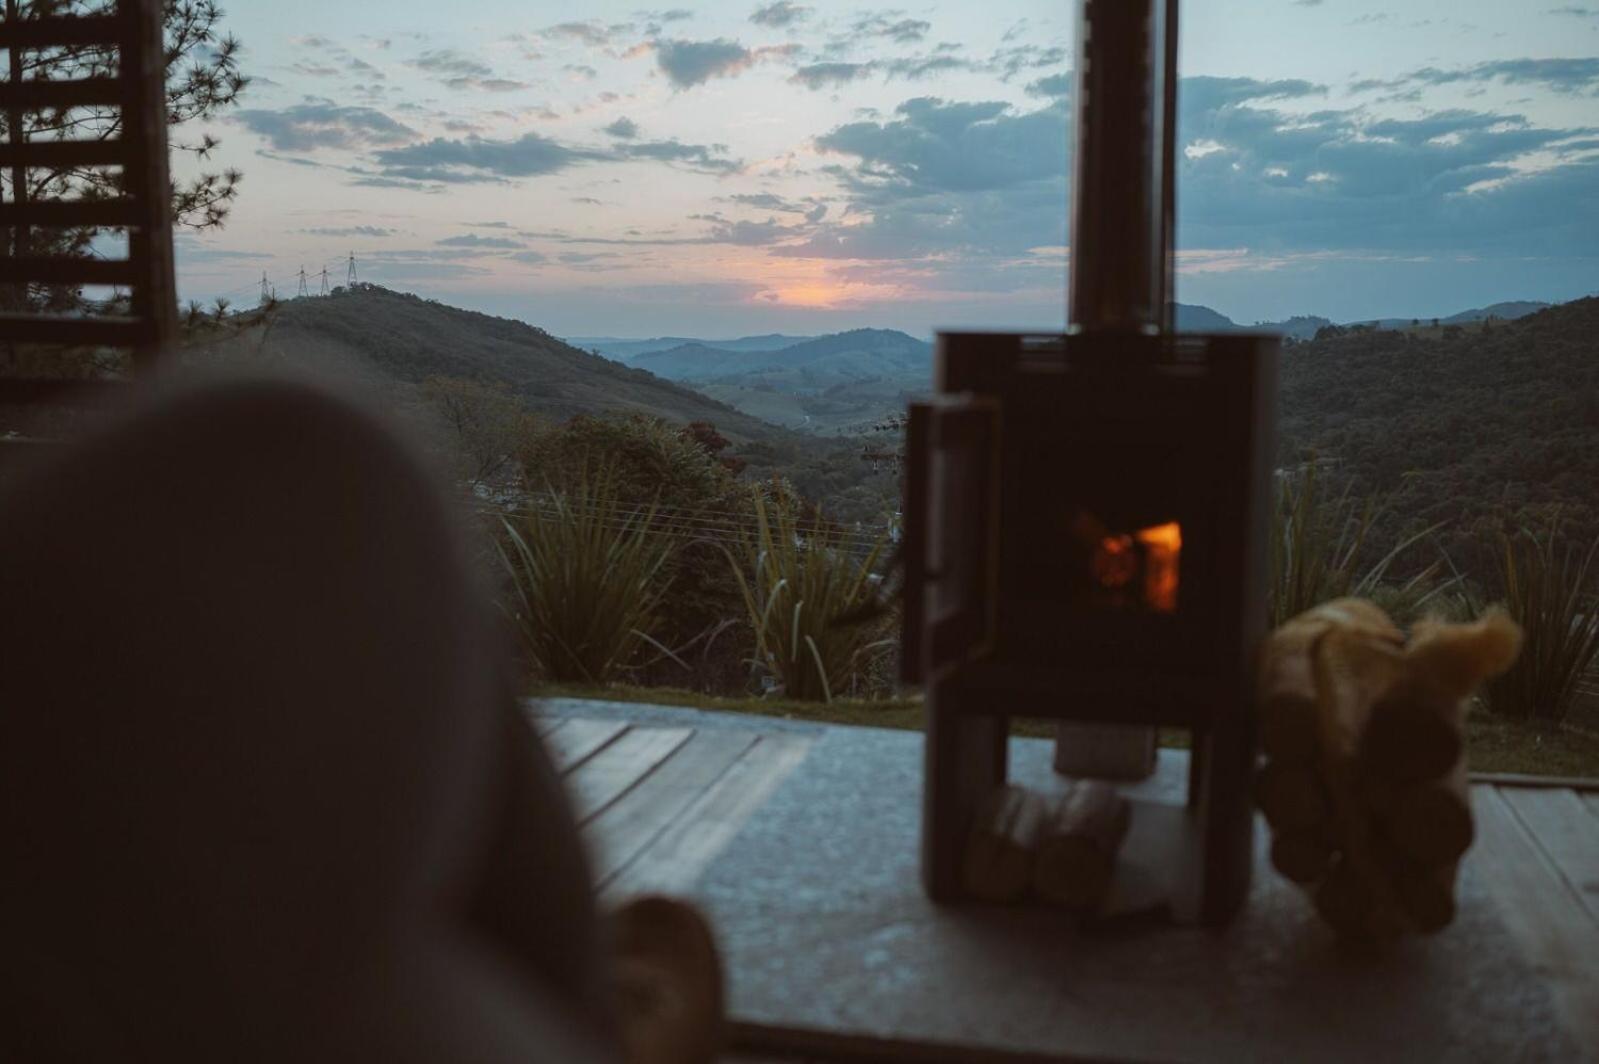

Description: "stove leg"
922 678 1008 903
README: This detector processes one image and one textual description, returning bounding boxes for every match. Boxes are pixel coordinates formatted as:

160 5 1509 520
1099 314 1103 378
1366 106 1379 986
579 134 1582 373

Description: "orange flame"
1136 522 1182 612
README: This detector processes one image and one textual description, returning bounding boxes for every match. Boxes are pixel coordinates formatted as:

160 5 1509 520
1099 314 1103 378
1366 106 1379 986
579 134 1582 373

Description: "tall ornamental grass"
498 474 674 684
1481 521 1599 723
727 495 891 702
1270 462 1452 627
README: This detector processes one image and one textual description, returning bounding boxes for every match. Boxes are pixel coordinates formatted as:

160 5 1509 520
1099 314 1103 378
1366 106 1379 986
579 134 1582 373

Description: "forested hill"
195 285 785 442
1279 297 1599 569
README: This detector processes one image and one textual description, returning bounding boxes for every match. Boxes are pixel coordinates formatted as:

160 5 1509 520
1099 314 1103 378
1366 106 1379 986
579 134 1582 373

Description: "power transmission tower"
259 272 270 305
319 267 329 296
297 266 309 298
346 251 358 287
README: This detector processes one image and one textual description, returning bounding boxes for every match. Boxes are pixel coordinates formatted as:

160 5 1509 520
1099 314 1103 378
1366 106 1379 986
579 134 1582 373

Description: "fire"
1135 522 1181 613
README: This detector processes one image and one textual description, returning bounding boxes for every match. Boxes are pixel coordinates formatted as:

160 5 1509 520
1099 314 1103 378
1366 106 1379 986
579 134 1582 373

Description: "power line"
347 251 358 287
297 266 309 298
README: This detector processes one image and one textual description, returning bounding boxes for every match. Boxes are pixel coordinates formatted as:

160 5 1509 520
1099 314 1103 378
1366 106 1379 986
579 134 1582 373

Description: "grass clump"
1479 519 1599 724
498 470 674 684
1270 462 1453 627
727 495 891 702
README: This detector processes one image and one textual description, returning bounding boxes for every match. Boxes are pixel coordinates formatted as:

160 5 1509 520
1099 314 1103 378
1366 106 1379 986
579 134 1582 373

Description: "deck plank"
603 733 812 901
585 728 762 888
545 718 630 776
532 716 566 739
1471 785 1599 1057
1586 792 1599 823
1500 786 1599 927
566 725 694 824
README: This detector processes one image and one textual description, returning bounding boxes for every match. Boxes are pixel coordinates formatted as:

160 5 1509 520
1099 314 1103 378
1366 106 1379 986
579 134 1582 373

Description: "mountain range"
571 300 1553 360
188 285 786 442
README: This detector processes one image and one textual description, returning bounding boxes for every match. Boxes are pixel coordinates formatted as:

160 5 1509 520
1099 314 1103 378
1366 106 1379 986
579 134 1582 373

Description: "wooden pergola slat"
0 15 126 51
0 77 125 110
1 0 176 388
0 313 155 347
0 198 141 228
0 256 138 286
0 137 130 169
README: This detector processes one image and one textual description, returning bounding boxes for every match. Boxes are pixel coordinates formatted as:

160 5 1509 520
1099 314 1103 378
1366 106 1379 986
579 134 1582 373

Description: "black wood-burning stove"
902 0 1277 925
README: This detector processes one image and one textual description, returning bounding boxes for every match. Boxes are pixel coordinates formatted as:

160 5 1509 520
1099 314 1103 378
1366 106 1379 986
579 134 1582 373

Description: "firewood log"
1385 757 1473 868
1033 780 1130 909
1271 829 1335 885
1256 760 1331 832
1390 861 1459 935
1361 684 1465 784
1363 609 1520 783
962 784 1047 903
1313 857 1403 944
1258 598 1404 763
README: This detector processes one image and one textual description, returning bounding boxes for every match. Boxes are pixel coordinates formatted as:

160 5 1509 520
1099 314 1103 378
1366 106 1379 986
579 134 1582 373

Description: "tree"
1 0 247 322
680 419 747 475
422 376 530 489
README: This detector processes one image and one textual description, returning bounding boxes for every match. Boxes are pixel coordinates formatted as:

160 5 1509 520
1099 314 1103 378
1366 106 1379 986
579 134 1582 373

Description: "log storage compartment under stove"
900 0 1278 925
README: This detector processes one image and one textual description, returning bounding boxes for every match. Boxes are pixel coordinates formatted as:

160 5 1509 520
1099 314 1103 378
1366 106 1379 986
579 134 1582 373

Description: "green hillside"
1278 297 1599 576
194 285 786 443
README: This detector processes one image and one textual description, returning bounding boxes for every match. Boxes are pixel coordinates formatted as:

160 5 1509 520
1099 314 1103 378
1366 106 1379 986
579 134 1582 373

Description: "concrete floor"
535 699 1599 1063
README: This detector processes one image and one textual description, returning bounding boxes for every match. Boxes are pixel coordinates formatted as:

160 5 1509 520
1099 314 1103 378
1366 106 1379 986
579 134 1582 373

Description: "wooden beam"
544 718 629 775
1498 786 1599 926
1471 785 1599 1055
0 138 130 169
0 15 125 50
0 198 142 229
0 312 150 346
0 256 138 286
564 726 693 824
0 378 122 406
584 728 760 887
0 77 125 110
1470 771 1599 793
602 733 811 901
121 0 177 366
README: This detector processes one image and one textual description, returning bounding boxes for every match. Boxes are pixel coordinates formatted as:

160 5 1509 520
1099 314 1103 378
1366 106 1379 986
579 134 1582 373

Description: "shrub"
727 495 892 702
1480 520 1599 723
1270 462 1453 627
497 471 675 685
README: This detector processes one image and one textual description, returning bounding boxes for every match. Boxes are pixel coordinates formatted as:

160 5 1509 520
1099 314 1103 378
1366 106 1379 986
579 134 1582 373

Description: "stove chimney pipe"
1068 0 1179 335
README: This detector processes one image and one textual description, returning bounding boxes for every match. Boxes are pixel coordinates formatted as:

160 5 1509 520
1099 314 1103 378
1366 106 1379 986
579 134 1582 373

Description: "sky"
173 0 1599 337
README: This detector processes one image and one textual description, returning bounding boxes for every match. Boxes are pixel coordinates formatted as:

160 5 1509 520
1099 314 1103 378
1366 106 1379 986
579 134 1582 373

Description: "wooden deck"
531 699 1599 1062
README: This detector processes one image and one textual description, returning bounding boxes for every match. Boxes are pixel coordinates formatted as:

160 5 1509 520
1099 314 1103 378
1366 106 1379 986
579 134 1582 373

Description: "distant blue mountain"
565 333 811 362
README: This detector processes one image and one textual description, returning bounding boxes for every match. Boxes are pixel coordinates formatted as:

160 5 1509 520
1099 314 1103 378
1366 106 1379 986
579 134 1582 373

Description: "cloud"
539 21 637 48
373 132 599 179
437 233 527 249
852 13 931 42
988 43 1069 81
616 138 742 174
302 225 398 237
790 62 875 90
1353 58 1599 96
652 38 758 87
603 116 641 138
751 2 810 27
1170 77 1599 258
367 129 740 183
233 103 418 152
1547 4 1598 13
1026 73 1072 98
815 96 1069 194
408 49 492 78
407 48 532 92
